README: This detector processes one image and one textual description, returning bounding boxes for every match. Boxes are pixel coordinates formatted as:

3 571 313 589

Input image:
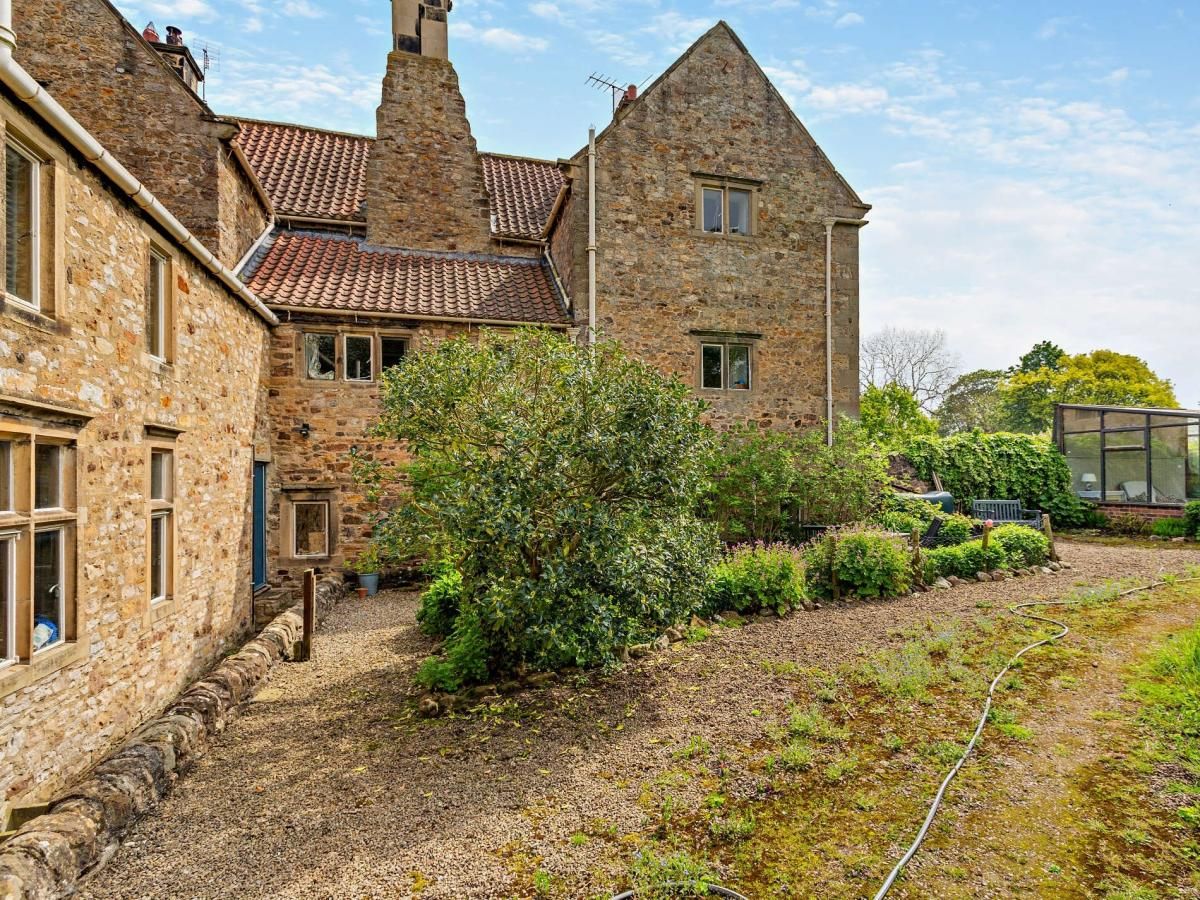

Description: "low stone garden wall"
0 578 348 899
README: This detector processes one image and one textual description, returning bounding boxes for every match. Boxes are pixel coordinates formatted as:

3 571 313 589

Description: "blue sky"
119 0 1200 405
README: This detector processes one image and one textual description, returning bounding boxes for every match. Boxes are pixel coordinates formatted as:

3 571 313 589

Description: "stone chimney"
144 23 204 96
365 0 493 252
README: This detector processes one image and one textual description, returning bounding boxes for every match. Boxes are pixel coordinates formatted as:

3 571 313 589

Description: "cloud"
1098 66 1130 86
142 0 217 21
529 1 566 21
640 12 712 53
834 12 864 28
1035 16 1074 40
280 0 323 17
805 83 889 112
450 22 549 53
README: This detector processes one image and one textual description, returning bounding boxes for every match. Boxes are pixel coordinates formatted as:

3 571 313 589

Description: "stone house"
1 0 866 820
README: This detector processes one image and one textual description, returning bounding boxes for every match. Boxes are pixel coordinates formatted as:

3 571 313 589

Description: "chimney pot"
626 84 637 100
166 25 184 46
142 21 160 42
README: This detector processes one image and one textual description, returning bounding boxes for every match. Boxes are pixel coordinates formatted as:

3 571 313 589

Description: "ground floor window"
148 446 175 605
381 337 408 372
301 330 410 383
293 500 329 558
304 333 336 380
700 342 752 392
0 536 13 667
33 528 64 652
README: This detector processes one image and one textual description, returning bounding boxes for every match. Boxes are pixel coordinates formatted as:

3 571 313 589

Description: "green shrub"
902 432 1085 526
1151 517 1190 539
371 330 718 687
806 529 912 600
704 544 805 615
923 539 1009 581
1107 513 1151 537
1185 501 1200 538
415 607 489 692
875 494 942 536
936 514 975 547
990 524 1050 567
416 568 463 638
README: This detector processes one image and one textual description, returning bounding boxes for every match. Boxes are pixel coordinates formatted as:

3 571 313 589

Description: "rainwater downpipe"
587 126 597 344
0 5 277 326
823 216 868 447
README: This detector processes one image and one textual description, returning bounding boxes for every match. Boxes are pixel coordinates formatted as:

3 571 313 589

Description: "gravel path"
80 541 1200 900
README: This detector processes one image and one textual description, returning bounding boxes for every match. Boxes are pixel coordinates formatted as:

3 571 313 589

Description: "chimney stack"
391 0 451 60
165 25 184 46
142 21 160 42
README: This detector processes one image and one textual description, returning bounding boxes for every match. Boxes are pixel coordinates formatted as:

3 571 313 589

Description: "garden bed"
77 540 1200 899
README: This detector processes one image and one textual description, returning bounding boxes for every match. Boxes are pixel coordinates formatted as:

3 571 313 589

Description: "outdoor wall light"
297 423 312 439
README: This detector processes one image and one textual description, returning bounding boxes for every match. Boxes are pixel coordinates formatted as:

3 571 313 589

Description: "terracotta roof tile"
243 231 570 325
233 119 567 239
236 119 370 222
480 154 567 239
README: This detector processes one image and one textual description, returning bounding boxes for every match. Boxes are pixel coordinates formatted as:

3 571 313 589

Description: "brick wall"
562 25 865 429
1096 504 1185 522
365 51 493 253
13 0 269 268
0 97 272 818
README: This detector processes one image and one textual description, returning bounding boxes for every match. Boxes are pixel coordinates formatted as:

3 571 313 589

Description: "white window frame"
149 513 170 605
5 138 41 311
292 500 330 559
699 341 753 392
727 344 752 391
0 535 15 669
696 179 757 238
148 446 175 606
701 343 725 390
33 525 65 655
302 332 337 381
148 248 168 360
343 333 375 383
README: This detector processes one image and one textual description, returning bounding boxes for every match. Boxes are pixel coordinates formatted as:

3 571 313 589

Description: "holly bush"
902 432 1085 526
372 329 718 686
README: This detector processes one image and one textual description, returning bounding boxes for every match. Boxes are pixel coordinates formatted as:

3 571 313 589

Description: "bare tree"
860 327 960 412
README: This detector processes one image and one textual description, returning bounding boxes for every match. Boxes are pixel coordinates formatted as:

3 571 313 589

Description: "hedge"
902 432 1085 526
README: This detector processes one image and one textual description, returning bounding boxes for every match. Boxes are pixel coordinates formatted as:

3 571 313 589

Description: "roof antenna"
199 43 220 101
586 73 628 114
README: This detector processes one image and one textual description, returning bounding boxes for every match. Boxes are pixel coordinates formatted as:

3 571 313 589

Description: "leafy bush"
902 431 1085 526
875 494 943 536
805 529 912 600
1186 501 1200 539
370 330 718 687
1151 517 1190 539
703 544 805 615
1107 513 1151 537
416 567 463 638
937 514 975 547
704 420 890 539
990 524 1050 567
923 539 1009 581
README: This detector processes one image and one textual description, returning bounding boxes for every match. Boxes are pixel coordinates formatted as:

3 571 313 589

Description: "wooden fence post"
910 529 924 586
1042 514 1059 563
829 534 841 602
297 568 316 663
982 521 992 553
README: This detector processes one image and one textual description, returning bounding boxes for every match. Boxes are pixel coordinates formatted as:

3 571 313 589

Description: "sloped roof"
233 119 567 239
242 230 570 325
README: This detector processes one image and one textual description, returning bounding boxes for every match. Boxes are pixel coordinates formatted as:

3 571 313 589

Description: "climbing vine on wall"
903 432 1085 526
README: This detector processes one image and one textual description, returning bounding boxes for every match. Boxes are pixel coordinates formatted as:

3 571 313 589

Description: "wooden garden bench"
971 500 1041 528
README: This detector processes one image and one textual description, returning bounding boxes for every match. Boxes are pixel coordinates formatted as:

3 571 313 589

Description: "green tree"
367 329 718 686
938 369 1006 435
860 383 938 447
1000 349 1178 433
1013 341 1066 374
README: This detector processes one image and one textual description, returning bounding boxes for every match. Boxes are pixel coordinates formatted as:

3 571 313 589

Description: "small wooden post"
1042 514 1059 563
299 568 316 663
829 534 841 602
910 529 924 586
982 521 992 552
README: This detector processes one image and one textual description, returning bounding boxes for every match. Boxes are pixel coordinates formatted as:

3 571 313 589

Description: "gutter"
823 216 869 447
269 304 571 330
0 8 278 326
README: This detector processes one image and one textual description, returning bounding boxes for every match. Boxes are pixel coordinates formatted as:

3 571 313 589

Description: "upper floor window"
697 178 757 237
5 139 40 309
701 343 752 391
147 248 171 361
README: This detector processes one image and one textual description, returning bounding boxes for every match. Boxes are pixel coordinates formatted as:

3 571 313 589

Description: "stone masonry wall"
264 317 476 592
13 0 269 269
365 51 494 253
0 97 273 821
565 25 866 429
217 145 269 269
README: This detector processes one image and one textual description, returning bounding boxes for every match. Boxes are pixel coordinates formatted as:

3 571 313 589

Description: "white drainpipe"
0 8 278 326
587 126 597 343
823 216 869 447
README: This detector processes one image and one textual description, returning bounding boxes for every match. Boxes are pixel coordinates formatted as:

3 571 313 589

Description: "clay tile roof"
480 154 567 240
233 119 567 239
243 231 570 325
235 119 370 222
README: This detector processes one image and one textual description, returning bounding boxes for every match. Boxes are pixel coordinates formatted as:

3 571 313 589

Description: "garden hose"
872 573 1200 899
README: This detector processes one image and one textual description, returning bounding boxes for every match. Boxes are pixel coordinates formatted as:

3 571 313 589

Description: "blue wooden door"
252 462 268 590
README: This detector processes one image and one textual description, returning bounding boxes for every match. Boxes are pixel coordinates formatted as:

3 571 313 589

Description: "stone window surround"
146 244 176 364
299 327 413 385
693 330 761 394
281 486 337 564
2 113 61 324
693 173 762 239
0 399 88 702
144 428 180 624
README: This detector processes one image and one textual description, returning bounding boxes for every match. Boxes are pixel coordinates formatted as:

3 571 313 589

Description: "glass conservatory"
1055 404 1200 506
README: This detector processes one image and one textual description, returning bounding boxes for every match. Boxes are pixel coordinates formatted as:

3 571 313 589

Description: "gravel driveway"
80 541 1200 900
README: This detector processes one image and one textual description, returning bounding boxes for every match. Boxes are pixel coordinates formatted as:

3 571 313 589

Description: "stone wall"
264 317 476 592
217 145 269 269
0 96 273 821
365 51 493 253
560 24 866 429
12 0 269 268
